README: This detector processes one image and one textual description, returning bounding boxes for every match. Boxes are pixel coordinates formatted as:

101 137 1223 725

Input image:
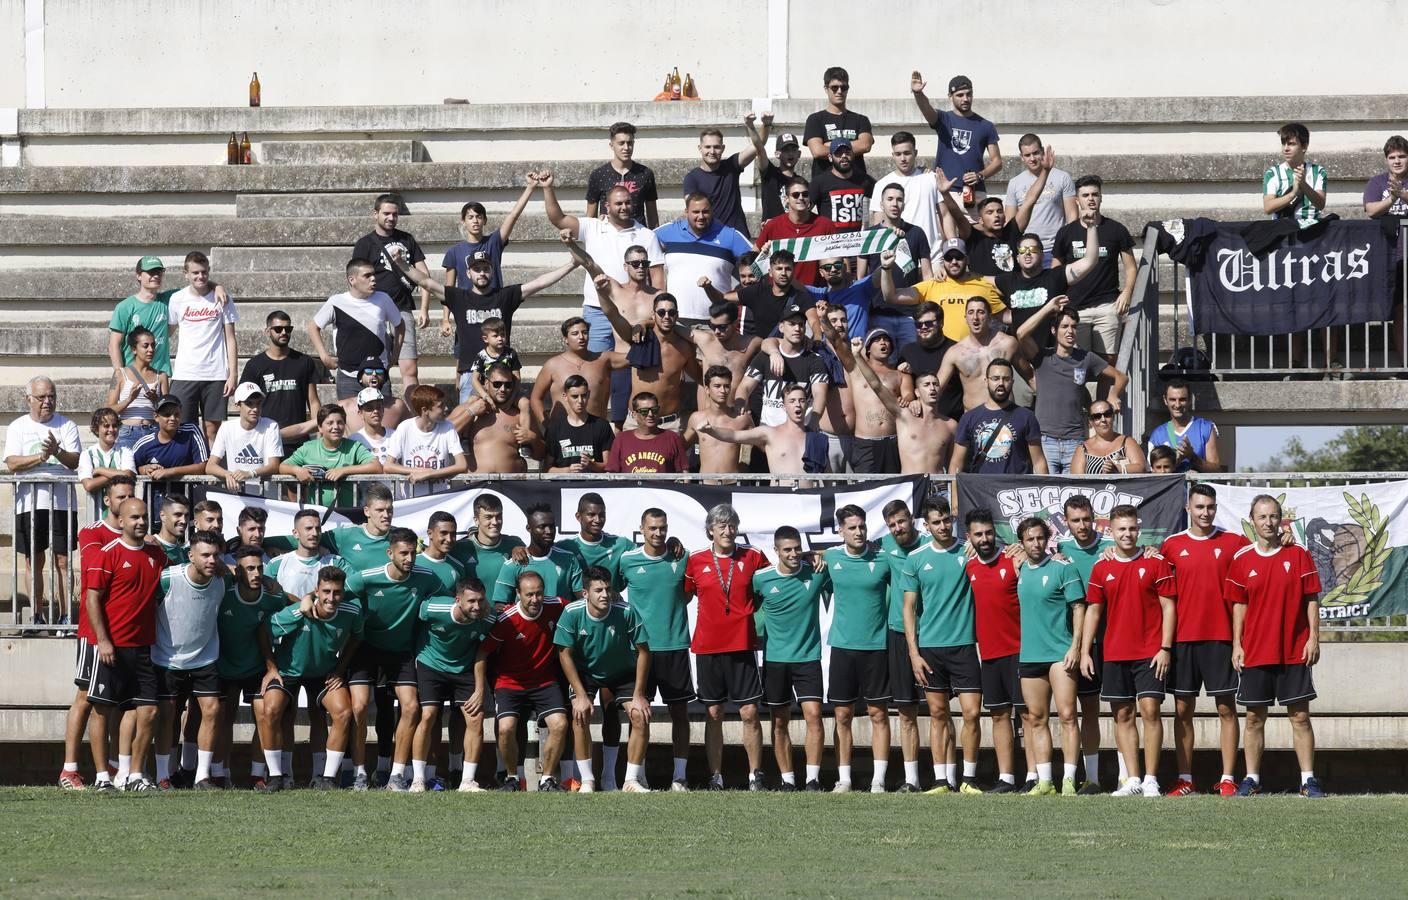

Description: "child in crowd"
469 318 523 404
76 407 135 520
1148 445 1177 473
1263 123 1333 372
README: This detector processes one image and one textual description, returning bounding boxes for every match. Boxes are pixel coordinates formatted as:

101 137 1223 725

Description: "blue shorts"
581 305 615 353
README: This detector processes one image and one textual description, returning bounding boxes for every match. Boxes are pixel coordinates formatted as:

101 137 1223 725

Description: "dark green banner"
954 474 1188 546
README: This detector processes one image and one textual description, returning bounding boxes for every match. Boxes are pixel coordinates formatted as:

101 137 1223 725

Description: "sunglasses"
634 406 660 416
818 263 846 272
1090 410 1114 419
915 320 939 330
827 83 850 92
624 259 650 269
943 253 966 262
361 367 386 376
489 380 514 389
269 325 293 333
787 192 809 199
1018 247 1042 256
710 322 732 332
655 308 678 317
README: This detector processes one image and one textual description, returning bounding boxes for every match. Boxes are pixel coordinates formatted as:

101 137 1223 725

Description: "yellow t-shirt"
913 277 1006 341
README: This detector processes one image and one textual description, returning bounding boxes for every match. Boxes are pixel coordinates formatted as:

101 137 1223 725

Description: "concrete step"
260 140 428 165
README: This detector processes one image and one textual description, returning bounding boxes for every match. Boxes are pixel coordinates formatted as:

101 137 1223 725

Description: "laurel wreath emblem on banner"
1321 491 1390 607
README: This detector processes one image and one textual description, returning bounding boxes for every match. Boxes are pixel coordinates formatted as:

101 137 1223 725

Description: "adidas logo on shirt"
122 561 132 568
1249 569 1258 578
223 609 234 617
923 563 933 571
515 633 526 640
1180 549 1190 557
353 544 363 551
769 586 779 594
233 443 263 467
635 567 646 574
374 590 385 597
578 629 588 636
832 563 843 570
1105 573 1116 581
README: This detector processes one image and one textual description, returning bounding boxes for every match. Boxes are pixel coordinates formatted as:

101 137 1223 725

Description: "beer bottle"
240 132 252 164
662 72 672 93
670 67 682 100
249 72 261 107
226 132 239 165
683 73 698 100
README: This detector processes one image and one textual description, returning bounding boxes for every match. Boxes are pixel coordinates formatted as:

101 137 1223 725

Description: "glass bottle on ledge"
240 132 252 164
249 72 261 107
226 132 239 165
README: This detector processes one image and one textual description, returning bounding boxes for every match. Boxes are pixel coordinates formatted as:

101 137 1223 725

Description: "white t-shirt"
211 416 284 471
387 418 462 497
350 428 391 464
76 444 136 520
169 288 239 381
578 218 664 308
3 413 80 513
871 170 942 249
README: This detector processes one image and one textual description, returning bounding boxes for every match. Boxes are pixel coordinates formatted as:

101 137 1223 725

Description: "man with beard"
949 358 1046 475
238 311 320 455
809 139 876 234
885 239 1006 342
755 179 835 288
453 363 539 475
935 298 1027 413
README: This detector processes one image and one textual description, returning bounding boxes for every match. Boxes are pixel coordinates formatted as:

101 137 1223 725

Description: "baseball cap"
468 250 493 268
356 387 385 408
136 256 165 273
154 393 181 412
863 328 893 351
948 74 973 94
939 238 968 258
231 382 264 404
780 300 808 322
828 138 853 154
359 356 388 374
774 132 799 151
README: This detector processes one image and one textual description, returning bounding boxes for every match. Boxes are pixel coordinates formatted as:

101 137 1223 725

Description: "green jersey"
110 289 178 374
899 542 975 648
1017 556 1085 664
614 545 691 652
346 564 443 653
1057 534 1113 642
216 582 287 680
416 597 495 674
492 546 583 606
822 545 890 651
880 531 925 632
416 551 466 594
156 536 189 566
553 600 645 683
555 533 632 591
753 564 831 664
283 439 373 506
264 524 390 575
269 600 363 678
450 535 525 603
1263 160 1327 228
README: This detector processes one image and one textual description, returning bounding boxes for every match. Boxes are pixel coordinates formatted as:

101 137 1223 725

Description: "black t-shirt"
803 109 874 178
897 339 963 421
809 167 876 232
239 350 318 431
996 267 1068 340
543 412 615 469
443 284 525 372
683 154 749 238
736 281 806 338
965 222 1024 278
353 230 426 311
1052 217 1135 309
584 161 659 223
863 221 931 289
759 165 793 221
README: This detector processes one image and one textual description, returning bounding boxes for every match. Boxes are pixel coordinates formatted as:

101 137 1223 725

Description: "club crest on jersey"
1042 575 1049 587
1213 548 1222 558
1284 560 1292 573
1138 568 1146 579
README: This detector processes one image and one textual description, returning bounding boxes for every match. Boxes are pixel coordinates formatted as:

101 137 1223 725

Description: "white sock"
1036 763 1052 782
998 773 1015 784
1117 754 1128 780
945 763 957 785
1064 763 1078 780
933 763 944 780
1179 772 1192 783
1246 773 1260 783
181 742 197 769
962 761 977 779
280 751 292 774
805 764 821 782
263 749 283 778
1025 770 1037 782
251 761 267 778
211 761 226 779
580 767 596 786
1143 774 1159 788
117 754 131 785
390 762 407 779
625 763 644 783
1220 773 1234 783
156 755 170 782
904 760 920 786
1084 753 1099 781
196 750 213 782
871 760 888 787
63 761 78 772
426 764 437 781
837 764 852 785
781 771 796 784
465 763 478 782
95 770 112 784
602 745 620 787
377 756 391 774
313 752 326 777
355 764 367 778
449 753 463 772
1301 770 1315 785
561 758 578 781
673 758 688 781
323 750 344 778
412 760 426 782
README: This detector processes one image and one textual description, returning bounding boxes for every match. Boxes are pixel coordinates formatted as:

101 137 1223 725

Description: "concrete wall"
8 0 1408 108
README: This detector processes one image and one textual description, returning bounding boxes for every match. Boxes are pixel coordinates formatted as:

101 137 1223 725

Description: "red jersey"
686 545 769 655
755 213 836 287
966 553 1021 661
1086 552 1176 661
484 598 564 690
1225 544 1322 668
75 519 121 642
82 538 167 647
1161 528 1249 643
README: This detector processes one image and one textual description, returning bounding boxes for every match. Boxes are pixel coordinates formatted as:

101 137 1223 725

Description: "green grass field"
2 788 1405 897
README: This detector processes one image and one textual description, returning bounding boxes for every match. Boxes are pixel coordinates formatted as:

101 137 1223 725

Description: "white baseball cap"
232 382 264 404
356 387 385 408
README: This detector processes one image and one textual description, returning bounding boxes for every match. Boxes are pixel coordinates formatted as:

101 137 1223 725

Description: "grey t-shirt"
1032 347 1109 440
1004 168 1075 252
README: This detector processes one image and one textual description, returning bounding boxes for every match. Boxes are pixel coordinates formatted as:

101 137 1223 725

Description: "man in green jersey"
879 499 926 791
555 493 631 590
410 576 496 793
755 526 830 791
216 544 291 792
342 526 443 791
555 566 652 793
450 493 525 612
825 505 893 793
615 508 694 791
494 504 584 606
903 498 981 794
1056 493 1115 794
153 493 190 564
265 566 362 790
1015 518 1085 796
418 511 467 593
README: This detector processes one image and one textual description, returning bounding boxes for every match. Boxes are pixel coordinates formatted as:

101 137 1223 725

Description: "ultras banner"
954 474 1187 548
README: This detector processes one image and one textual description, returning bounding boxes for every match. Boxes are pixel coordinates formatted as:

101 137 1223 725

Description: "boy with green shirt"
1056 493 1115 794
753 526 830 792
278 406 382 507
555 566 651 793
1015 518 1085 796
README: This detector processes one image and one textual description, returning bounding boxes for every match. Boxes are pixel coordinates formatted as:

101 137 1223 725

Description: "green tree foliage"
1262 426 1408 472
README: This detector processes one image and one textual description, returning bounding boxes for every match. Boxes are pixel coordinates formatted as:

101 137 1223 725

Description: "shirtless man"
337 357 407 432
697 384 825 478
937 297 1028 412
820 313 954 474
684 296 762 408
529 316 627 426
684 364 753 476
594 278 702 431
451 361 539 474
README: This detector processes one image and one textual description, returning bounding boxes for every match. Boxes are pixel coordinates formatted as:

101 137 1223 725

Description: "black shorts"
980 653 1025 710
15 509 79 556
850 435 900 475
156 662 223 700
493 683 566 724
763 659 824 707
828 648 890 705
887 629 921 706
1077 642 1105 696
1019 660 1062 679
74 640 98 689
697 651 764 706
1173 640 1239 697
646 648 696 704
917 644 982 695
271 674 337 706
416 662 477 706
86 645 159 708
171 378 228 425
1236 663 1316 707
347 645 418 687
1100 657 1166 702
223 671 272 703
569 673 637 711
